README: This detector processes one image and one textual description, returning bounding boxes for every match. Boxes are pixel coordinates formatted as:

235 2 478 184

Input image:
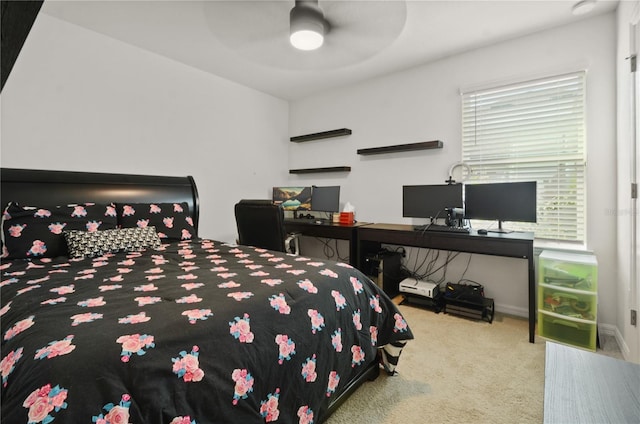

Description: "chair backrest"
234 199 286 252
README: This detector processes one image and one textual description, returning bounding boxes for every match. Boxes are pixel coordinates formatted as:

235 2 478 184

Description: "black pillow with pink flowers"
117 202 195 241
1 202 118 259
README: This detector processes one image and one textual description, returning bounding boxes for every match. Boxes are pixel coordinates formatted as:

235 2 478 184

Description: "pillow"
64 226 161 258
1 202 118 259
117 202 195 241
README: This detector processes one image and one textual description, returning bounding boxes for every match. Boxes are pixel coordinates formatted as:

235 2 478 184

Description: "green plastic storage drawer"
538 310 597 351
538 284 597 321
538 250 597 292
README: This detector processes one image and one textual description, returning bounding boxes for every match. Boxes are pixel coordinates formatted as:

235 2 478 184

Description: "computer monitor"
402 184 463 220
311 186 340 213
272 186 312 211
464 181 537 232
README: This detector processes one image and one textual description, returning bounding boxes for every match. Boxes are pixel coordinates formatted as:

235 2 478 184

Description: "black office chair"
234 200 299 254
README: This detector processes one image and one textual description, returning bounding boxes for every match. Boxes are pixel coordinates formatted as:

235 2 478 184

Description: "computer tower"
362 251 403 297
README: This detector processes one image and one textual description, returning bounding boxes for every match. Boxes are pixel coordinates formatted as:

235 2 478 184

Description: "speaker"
362 251 403 297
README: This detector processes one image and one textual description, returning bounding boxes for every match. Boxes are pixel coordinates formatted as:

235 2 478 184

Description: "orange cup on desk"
339 212 354 225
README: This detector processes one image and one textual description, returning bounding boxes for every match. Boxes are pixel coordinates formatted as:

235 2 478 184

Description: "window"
461 71 586 243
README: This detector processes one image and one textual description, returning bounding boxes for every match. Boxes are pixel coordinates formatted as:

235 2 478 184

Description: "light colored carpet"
326 303 547 424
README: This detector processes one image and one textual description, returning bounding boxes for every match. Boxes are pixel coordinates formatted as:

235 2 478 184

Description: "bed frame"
0 168 200 234
0 167 379 422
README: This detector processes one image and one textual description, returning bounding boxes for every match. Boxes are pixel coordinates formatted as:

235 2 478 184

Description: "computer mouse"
477 229 488 235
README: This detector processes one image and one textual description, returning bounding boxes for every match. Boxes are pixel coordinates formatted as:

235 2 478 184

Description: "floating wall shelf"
290 128 352 142
289 166 351 174
357 140 443 155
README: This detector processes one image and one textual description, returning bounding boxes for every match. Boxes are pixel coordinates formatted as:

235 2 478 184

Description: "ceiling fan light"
290 0 326 51
290 29 324 51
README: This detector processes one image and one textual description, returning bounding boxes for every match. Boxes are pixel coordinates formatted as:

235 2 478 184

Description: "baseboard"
495 303 528 319
598 323 632 361
598 322 615 337
608 324 631 360
616 332 632 361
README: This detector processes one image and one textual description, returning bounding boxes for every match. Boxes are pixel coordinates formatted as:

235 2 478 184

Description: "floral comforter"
1 239 413 423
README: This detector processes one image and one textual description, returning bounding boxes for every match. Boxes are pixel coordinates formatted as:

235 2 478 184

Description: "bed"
0 168 413 424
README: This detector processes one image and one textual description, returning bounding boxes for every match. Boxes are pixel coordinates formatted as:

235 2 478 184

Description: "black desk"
357 223 536 343
283 219 369 266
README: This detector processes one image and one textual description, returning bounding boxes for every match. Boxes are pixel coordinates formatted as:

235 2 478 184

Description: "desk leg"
349 229 358 267
528 254 535 343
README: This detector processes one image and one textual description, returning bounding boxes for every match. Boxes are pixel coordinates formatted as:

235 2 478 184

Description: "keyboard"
413 224 470 234
285 218 331 225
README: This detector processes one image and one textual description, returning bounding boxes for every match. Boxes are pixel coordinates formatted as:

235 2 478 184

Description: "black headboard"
0 168 200 234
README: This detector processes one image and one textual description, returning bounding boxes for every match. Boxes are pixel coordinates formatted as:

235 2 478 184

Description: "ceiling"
39 0 619 100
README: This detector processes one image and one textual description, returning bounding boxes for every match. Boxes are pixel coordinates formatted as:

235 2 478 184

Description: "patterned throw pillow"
117 202 195 240
64 226 161 258
1 202 118 259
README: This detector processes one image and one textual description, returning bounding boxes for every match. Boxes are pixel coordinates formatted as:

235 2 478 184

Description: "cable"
417 209 446 233
403 246 461 286
456 278 483 287
314 237 335 259
322 239 335 259
425 251 461 285
312 237 349 262
412 248 438 281
459 253 473 281
334 239 349 263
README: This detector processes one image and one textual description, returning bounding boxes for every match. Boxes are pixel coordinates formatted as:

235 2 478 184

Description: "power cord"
314 237 335 259
334 239 349 263
403 247 461 286
459 253 473 282
312 237 349 263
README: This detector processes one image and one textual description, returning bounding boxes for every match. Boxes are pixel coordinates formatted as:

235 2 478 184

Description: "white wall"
0 13 290 243
289 14 617 326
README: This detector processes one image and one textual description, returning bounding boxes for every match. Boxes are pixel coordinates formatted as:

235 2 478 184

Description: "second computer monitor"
402 184 463 220
311 186 341 212
464 181 537 224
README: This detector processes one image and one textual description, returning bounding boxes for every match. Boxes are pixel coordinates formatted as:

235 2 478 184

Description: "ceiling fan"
203 1 407 70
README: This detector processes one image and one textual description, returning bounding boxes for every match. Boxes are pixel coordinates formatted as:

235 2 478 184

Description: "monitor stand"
488 220 513 234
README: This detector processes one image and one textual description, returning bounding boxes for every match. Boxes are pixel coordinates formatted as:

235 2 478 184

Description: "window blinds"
461 71 586 243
